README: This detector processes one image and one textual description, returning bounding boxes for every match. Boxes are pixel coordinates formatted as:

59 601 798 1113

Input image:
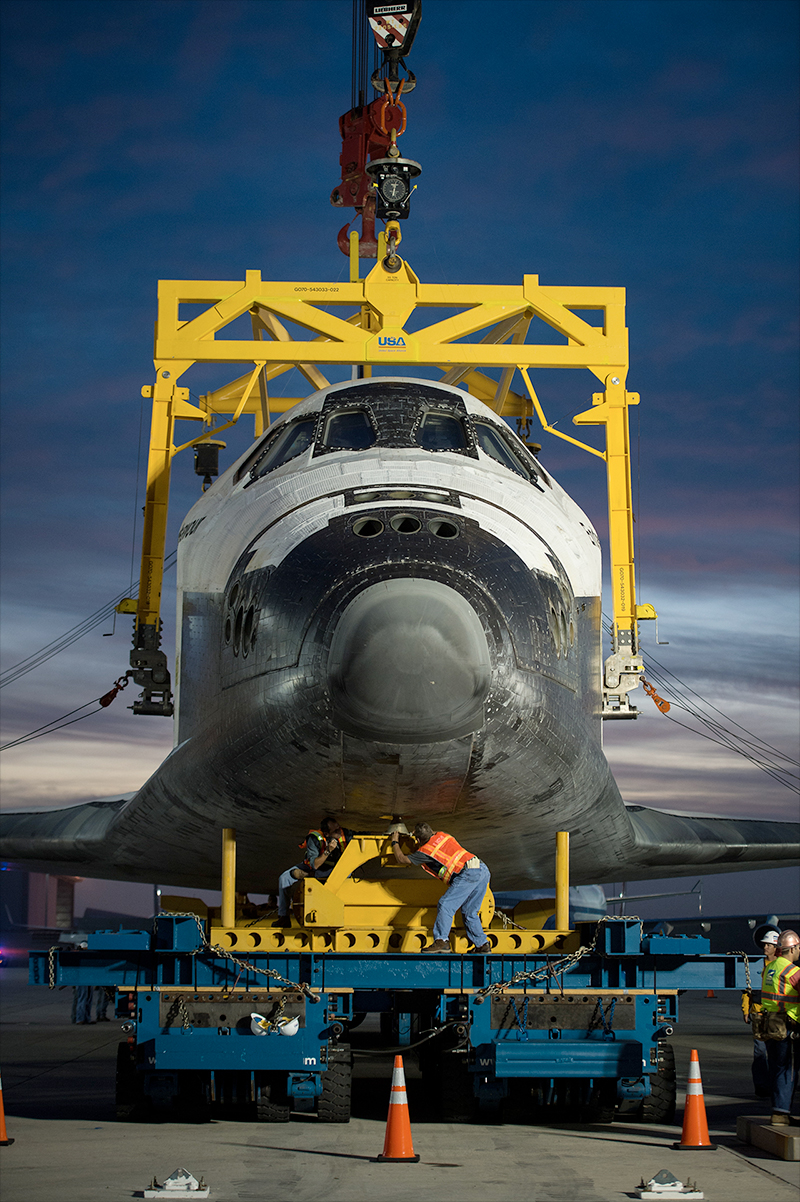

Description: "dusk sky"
1 0 797 920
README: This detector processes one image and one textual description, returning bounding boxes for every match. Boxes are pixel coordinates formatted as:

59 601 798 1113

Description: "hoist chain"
497 910 530 932
47 944 60 989
163 993 192 1031
158 912 319 1002
476 915 644 999
253 993 290 1035
731 950 753 992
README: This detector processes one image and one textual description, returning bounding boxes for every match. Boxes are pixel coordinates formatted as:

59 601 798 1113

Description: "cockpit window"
322 409 377 450
251 417 316 479
417 410 468 452
473 420 531 480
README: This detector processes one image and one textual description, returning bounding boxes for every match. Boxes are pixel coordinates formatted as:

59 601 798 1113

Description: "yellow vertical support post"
129 368 189 715
555 831 570 932
137 373 179 635
573 376 647 715
221 828 236 929
602 379 638 652
349 230 360 283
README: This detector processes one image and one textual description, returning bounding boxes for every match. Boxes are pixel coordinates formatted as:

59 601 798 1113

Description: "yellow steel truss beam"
129 255 654 716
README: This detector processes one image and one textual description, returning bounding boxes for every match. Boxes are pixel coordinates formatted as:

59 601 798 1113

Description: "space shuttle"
2 2 797 896
2 372 797 892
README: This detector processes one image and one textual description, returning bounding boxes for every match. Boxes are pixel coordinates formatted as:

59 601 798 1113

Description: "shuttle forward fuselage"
121 378 638 890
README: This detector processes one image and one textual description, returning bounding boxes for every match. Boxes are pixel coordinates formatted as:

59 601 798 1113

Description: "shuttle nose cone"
327 578 491 743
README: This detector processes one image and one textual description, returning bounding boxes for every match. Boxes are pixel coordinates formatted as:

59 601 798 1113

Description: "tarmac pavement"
1 967 798 1202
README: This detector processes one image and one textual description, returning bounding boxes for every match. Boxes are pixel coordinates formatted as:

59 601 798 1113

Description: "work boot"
468 943 491 954
423 940 451 953
771 1112 790 1125
273 915 291 928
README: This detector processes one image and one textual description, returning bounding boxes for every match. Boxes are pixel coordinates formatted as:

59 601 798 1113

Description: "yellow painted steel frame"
131 254 655 712
206 832 575 956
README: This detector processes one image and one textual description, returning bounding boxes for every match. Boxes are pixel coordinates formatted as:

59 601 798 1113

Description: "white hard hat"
754 922 781 949
778 929 799 952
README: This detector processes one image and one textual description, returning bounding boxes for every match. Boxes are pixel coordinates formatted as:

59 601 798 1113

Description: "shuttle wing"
625 804 800 879
0 796 135 880
1 793 797 889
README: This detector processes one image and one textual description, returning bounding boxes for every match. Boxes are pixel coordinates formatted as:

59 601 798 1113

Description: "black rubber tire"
256 1076 291 1123
642 1041 676 1124
581 1079 616 1124
318 1046 352 1123
438 1048 474 1123
115 1041 144 1120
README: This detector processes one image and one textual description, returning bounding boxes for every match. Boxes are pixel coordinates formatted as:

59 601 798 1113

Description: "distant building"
1 866 78 963
1 866 77 931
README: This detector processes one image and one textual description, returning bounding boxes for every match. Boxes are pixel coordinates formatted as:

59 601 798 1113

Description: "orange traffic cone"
377 1055 419 1163
0 1070 14 1147
673 1049 717 1150
706 989 716 998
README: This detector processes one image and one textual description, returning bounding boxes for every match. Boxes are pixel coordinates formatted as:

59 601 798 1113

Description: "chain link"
47 944 60 989
731 949 753 992
157 911 319 1002
497 910 530 932
477 915 643 998
163 993 192 1030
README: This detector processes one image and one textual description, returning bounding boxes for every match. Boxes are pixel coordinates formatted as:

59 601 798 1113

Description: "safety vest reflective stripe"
417 832 474 884
761 956 800 1019
300 829 349 848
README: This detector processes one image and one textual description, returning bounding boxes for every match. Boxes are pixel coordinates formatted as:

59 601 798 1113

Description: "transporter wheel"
318 1045 352 1123
581 1079 616 1125
115 1041 146 1120
641 1042 676 1124
438 1048 474 1123
256 1075 290 1123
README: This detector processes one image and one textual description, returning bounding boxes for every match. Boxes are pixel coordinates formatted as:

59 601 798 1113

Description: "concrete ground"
1 967 798 1202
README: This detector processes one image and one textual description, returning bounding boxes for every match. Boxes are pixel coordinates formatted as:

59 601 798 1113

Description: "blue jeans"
434 863 491 946
277 867 304 916
766 1035 797 1113
74 986 93 1023
752 1038 770 1096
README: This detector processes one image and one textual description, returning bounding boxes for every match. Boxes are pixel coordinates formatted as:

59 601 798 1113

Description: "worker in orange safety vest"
390 822 491 954
275 817 352 928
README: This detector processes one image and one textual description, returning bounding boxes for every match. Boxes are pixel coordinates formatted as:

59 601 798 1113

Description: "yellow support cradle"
199 831 575 956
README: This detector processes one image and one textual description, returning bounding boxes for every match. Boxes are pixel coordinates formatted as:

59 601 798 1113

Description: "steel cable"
602 615 799 791
0 701 106 751
0 551 177 689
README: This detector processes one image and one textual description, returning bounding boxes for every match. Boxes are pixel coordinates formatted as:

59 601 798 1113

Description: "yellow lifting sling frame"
122 244 655 717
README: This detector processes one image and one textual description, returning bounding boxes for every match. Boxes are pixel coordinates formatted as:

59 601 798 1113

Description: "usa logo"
378 335 406 347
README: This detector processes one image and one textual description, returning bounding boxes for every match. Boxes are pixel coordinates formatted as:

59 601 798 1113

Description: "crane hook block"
367 1 422 63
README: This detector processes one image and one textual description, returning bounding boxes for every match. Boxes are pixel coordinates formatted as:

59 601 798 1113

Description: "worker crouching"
390 822 491 953
275 817 353 927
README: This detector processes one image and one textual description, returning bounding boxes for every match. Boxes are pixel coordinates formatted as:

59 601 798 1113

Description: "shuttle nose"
327 578 491 743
